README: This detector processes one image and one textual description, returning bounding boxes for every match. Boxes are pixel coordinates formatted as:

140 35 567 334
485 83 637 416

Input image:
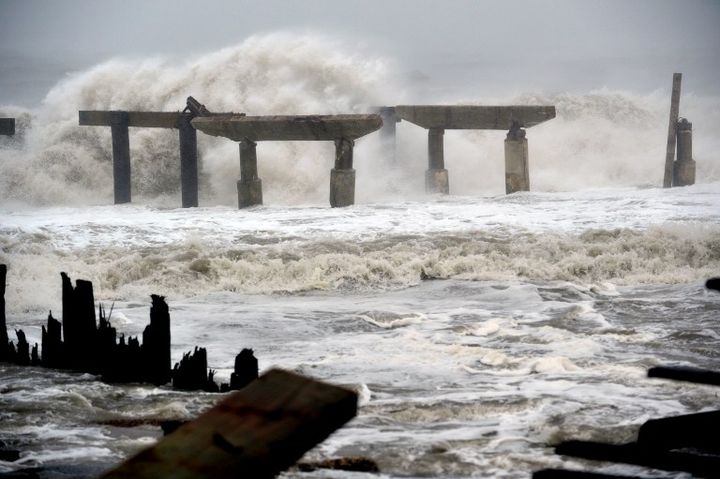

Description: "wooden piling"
663 73 682 188
101 369 358 479
0 265 8 361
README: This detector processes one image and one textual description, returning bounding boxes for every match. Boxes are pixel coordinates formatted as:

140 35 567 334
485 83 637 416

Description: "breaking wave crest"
2 223 718 314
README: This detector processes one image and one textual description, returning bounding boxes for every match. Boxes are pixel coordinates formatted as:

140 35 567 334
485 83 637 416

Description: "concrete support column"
504 125 530 194
110 111 131 204
673 118 695 187
178 113 199 208
237 139 263 208
378 107 398 163
426 128 449 194
330 137 355 207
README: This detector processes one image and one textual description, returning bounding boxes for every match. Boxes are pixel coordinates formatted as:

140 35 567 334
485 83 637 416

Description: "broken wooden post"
505 121 530 193
100 369 358 479
0 118 15 136
330 137 355 207
41 312 63 368
61 272 98 371
238 139 263 207
110 111 132 204
178 113 199 208
142 295 171 385
229 348 258 390
172 346 217 392
426 128 449 194
663 73 682 188
0 264 8 361
673 118 695 186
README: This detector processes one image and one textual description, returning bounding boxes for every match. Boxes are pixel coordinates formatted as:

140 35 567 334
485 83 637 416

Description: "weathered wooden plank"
663 73 682 188
534 469 648 479
638 410 720 453
648 365 720 386
555 440 720 477
79 111 183 129
100 369 358 479
395 105 556 129
0 118 14 136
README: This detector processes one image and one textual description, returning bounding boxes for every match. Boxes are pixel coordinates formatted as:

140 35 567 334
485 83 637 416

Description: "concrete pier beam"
673 118 695 187
178 113 199 208
504 124 530 194
238 139 263 208
110 112 131 204
426 128 449 194
330 137 355 207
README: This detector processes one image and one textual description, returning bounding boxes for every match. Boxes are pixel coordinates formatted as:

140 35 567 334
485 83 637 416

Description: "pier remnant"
79 105 204 207
673 118 695 186
663 73 682 188
394 105 555 194
0 118 15 136
191 113 382 208
100 369 358 479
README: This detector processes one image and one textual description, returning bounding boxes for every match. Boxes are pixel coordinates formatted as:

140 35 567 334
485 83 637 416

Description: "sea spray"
2 34 720 207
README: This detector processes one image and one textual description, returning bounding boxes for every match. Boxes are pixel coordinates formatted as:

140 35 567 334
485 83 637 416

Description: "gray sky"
1 0 719 106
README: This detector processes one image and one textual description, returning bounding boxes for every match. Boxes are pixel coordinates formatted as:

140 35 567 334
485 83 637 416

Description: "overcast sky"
1 0 719 106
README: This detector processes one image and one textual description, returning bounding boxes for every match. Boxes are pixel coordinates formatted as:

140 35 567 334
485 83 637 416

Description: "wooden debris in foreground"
100 369 358 479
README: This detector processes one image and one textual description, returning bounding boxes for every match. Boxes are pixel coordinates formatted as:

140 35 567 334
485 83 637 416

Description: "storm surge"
1 33 719 207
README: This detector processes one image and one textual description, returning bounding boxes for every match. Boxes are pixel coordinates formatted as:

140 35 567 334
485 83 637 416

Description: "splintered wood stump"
0 264 8 361
101 369 358 479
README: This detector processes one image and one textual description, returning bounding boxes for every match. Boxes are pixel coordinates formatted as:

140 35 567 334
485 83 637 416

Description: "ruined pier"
191 114 382 208
388 105 556 194
79 111 200 207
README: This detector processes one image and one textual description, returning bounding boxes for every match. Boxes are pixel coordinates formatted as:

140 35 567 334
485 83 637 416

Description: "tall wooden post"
110 111 131 204
178 113 199 208
663 73 682 188
0 264 8 361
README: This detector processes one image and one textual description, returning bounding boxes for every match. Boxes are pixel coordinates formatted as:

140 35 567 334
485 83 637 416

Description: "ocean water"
1 34 720 478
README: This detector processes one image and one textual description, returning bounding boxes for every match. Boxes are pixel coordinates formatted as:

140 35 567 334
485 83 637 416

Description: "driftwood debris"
1 265 257 393
539 278 720 478
100 369 358 479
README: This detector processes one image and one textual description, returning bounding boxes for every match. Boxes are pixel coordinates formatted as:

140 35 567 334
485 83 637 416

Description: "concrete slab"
395 105 556 130
191 114 383 141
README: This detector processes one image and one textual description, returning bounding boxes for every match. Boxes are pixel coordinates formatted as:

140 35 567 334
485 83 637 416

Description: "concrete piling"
110 111 131 204
178 113 199 208
504 123 530 194
238 139 263 208
330 137 355 207
673 118 695 187
426 128 449 194
378 107 398 163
